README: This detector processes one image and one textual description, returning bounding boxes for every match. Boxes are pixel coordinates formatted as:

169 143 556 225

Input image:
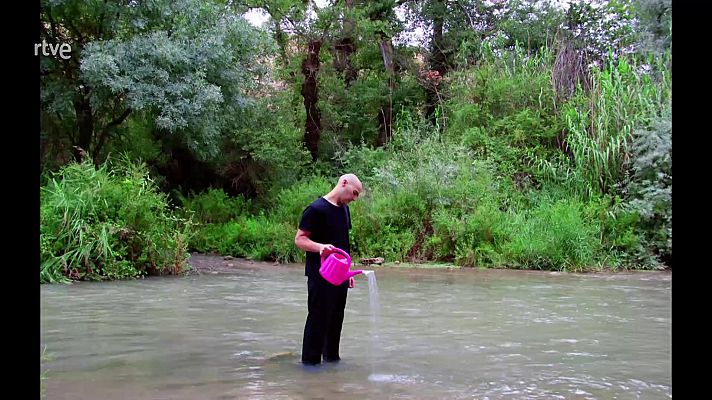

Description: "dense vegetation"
40 0 672 282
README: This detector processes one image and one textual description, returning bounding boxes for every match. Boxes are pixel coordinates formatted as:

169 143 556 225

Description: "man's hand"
349 277 355 288
319 244 336 255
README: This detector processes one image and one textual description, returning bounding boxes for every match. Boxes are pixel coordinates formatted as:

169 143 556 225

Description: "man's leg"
302 275 328 364
323 281 348 362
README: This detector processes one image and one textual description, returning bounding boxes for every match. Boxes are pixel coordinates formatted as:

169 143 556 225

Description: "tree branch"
64 18 86 46
94 108 131 156
451 0 476 31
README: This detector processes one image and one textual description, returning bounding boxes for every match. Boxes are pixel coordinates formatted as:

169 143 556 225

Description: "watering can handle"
321 247 349 262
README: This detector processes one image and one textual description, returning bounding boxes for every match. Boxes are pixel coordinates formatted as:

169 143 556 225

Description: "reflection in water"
41 266 671 399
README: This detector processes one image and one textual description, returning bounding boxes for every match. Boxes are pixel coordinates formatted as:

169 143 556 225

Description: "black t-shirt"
298 197 352 277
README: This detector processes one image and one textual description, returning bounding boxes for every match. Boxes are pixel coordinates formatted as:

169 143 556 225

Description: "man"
294 173 363 365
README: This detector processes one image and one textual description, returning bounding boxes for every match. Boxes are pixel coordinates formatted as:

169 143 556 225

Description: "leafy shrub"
502 199 602 271
624 111 672 267
40 156 193 283
179 188 250 224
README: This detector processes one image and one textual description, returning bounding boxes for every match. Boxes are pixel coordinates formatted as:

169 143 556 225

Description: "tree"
364 0 400 145
40 0 135 165
41 0 274 169
562 0 638 63
333 0 358 87
632 0 671 57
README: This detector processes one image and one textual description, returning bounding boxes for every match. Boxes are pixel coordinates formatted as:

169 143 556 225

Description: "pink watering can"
320 248 363 286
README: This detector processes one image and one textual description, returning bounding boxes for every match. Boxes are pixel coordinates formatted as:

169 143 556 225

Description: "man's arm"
294 229 335 255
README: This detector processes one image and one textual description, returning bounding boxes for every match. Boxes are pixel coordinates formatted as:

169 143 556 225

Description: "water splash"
362 270 381 375
362 270 380 318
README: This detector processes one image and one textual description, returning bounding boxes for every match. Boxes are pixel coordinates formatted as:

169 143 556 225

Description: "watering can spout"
346 270 363 279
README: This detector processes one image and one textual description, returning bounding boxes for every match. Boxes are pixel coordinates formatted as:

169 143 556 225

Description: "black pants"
301 274 349 364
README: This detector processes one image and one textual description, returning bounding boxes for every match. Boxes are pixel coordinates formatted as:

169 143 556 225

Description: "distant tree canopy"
41 0 274 169
40 0 671 195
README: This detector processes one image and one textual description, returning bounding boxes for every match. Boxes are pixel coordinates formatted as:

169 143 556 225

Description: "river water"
41 265 671 399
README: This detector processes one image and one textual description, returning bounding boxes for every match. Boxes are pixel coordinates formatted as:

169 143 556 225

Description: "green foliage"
187 176 332 263
350 190 419 262
270 177 333 226
110 115 164 163
40 156 193 283
503 199 602 271
340 143 389 180
348 110 512 264
190 216 302 263
632 0 672 56
224 92 313 197
329 105 612 270
564 0 639 61
41 0 278 177
179 188 251 224
445 49 562 185
599 199 644 266
451 47 557 113
39 0 671 274
318 66 385 148
498 1 566 53
429 203 510 268
562 55 671 195
80 2 276 159
624 110 672 266
316 38 425 155
340 116 613 271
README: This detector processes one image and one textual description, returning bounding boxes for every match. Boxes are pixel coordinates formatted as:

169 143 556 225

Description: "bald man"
294 174 364 365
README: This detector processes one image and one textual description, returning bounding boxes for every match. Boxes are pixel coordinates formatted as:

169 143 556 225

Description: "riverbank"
186 253 671 276
186 253 282 274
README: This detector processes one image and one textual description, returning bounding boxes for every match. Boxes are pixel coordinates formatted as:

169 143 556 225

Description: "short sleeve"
299 205 319 232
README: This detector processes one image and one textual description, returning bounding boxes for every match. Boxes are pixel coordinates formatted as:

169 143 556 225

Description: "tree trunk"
366 0 398 146
301 40 322 161
274 20 290 68
73 88 94 162
376 39 395 146
334 0 357 87
425 5 447 125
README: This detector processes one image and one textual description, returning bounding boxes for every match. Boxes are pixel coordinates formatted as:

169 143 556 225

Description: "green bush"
188 177 333 263
624 110 672 267
350 192 419 262
503 199 602 271
562 56 671 195
270 176 333 226
40 156 193 283
190 216 302 263
447 48 557 121
429 203 510 268
179 188 250 224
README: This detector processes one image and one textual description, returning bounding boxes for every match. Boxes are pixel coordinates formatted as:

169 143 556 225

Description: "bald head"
338 174 362 189
330 173 363 206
